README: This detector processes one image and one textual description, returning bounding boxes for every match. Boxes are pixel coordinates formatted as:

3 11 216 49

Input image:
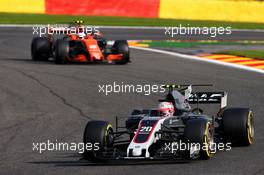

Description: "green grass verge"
1 13 264 29
141 41 195 48
216 50 264 60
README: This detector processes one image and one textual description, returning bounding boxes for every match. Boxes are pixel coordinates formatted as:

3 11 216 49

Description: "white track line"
130 46 264 75
0 24 264 32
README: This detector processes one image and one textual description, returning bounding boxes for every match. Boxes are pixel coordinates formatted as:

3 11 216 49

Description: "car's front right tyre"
54 39 69 64
83 120 114 162
31 37 51 61
184 119 215 160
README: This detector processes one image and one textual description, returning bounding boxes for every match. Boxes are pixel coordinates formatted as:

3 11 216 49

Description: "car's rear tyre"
31 37 51 61
83 120 114 162
184 119 215 160
222 108 254 146
54 39 69 64
111 40 130 64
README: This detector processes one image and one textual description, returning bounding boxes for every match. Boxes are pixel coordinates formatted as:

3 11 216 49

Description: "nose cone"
132 147 142 156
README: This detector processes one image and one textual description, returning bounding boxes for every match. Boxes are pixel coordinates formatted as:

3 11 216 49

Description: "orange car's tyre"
83 120 114 162
54 39 69 64
111 40 130 64
31 37 51 61
222 108 254 146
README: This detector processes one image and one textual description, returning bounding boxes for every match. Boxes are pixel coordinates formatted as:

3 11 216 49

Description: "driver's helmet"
158 102 175 117
77 32 86 39
75 20 86 38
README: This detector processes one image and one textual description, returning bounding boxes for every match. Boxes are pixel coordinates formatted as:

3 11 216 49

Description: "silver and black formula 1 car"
83 84 254 162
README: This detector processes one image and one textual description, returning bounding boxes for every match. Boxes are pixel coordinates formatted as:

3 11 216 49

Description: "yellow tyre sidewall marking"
105 124 113 144
247 111 254 145
204 122 214 157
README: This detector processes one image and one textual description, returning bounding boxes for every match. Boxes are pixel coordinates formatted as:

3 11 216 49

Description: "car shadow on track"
27 153 190 167
0 58 130 66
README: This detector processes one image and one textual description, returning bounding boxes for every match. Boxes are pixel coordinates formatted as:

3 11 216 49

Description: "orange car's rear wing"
48 26 85 35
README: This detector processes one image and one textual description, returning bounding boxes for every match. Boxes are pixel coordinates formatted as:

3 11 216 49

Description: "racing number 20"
140 126 152 132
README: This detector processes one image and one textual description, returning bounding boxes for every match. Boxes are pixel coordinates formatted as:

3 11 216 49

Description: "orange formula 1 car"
31 24 130 64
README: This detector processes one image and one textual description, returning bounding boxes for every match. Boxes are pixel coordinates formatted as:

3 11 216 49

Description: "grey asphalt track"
0 27 263 175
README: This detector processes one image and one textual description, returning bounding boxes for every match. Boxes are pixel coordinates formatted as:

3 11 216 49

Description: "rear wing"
48 27 87 35
163 84 228 108
189 92 228 108
48 20 85 34
48 27 72 34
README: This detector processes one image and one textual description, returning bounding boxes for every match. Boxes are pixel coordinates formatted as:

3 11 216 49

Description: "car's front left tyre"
111 40 130 64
